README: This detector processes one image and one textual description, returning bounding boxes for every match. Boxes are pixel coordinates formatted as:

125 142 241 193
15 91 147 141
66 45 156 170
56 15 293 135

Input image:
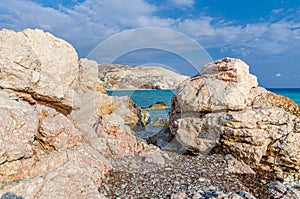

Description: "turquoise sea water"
107 88 300 121
107 90 175 121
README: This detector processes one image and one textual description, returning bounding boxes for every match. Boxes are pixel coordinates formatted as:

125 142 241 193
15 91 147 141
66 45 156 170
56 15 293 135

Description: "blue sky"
0 0 300 87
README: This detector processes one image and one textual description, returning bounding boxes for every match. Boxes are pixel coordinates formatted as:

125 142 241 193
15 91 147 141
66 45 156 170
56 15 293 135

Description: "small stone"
192 193 202 199
129 163 139 169
1 192 24 199
171 192 186 199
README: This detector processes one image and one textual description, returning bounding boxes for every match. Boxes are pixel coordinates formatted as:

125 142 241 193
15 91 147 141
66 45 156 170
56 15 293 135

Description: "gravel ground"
100 151 300 199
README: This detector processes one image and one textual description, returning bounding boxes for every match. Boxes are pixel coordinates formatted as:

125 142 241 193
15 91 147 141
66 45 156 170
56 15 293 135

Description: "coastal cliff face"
99 64 188 90
170 58 300 178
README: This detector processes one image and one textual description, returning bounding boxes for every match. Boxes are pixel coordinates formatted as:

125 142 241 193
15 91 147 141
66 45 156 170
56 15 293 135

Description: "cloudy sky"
1 0 300 88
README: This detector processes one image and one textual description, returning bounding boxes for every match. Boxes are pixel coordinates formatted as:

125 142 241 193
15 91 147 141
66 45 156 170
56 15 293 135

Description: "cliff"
99 64 189 90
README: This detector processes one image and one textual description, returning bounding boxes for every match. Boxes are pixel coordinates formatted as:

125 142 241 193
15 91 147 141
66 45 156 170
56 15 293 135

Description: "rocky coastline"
0 28 299 199
98 64 188 90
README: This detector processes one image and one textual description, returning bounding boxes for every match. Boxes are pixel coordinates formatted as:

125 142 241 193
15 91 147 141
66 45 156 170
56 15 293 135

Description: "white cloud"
275 73 283 77
168 0 195 8
175 17 300 58
1 0 300 61
271 8 284 15
0 0 175 56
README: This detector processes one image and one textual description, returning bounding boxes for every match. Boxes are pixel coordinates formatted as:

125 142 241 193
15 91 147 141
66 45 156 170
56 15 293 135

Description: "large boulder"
0 90 111 198
0 29 79 114
170 58 258 118
169 58 300 177
0 29 152 198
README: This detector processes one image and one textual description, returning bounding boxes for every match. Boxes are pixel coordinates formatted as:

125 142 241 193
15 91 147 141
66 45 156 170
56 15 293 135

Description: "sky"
0 0 300 88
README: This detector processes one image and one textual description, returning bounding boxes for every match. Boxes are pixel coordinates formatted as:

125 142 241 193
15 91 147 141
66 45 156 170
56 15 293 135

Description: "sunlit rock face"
170 57 300 177
0 28 154 198
98 64 189 90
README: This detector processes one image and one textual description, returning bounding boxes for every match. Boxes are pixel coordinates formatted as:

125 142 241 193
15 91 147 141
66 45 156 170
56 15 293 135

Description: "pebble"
100 151 294 199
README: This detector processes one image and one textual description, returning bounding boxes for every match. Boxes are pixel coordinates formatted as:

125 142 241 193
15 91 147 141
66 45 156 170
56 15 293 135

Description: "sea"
107 88 300 121
107 88 300 141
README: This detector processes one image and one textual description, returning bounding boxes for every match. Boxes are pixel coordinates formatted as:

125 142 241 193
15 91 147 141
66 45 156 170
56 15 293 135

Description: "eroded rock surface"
0 29 152 198
169 57 300 178
0 90 111 198
0 29 79 114
2 28 299 199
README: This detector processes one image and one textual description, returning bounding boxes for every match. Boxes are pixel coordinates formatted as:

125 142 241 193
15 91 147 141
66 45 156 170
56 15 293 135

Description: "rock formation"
99 64 188 90
0 29 153 198
0 28 79 114
0 89 112 198
1 28 299 198
72 58 149 129
144 101 169 110
169 58 300 178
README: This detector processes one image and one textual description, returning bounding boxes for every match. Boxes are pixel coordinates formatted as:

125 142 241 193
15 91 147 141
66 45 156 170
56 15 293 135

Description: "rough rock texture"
0 90 111 198
3 28 299 198
170 58 258 115
0 29 152 199
0 29 79 114
82 113 138 158
99 64 188 90
76 58 106 94
0 90 38 165
71 59 149 129
112 96 150 127
169 57 300 177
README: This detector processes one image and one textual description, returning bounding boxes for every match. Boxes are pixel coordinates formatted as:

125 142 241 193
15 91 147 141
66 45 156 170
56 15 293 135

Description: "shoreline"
106 89 176 91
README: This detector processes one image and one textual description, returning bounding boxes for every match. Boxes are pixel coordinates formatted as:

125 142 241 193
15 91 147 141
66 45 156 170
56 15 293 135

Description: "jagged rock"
0 29 79 114
0 90 111 198
99 64 188 90
71 92 149 131
170 58 257 116
220 107 300 169
169 57 300 177
71 58 149 129
36 105 83 151
85 113 138 158
0 144 111 199
0 90 38 165
144 101 169 110
249 87 300 117
170 115 222 155
0 28 152 198
112 96 150 127
76 58 107 94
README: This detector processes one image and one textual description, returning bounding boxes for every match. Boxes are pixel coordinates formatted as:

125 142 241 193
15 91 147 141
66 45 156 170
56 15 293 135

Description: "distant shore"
106 89 176 91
